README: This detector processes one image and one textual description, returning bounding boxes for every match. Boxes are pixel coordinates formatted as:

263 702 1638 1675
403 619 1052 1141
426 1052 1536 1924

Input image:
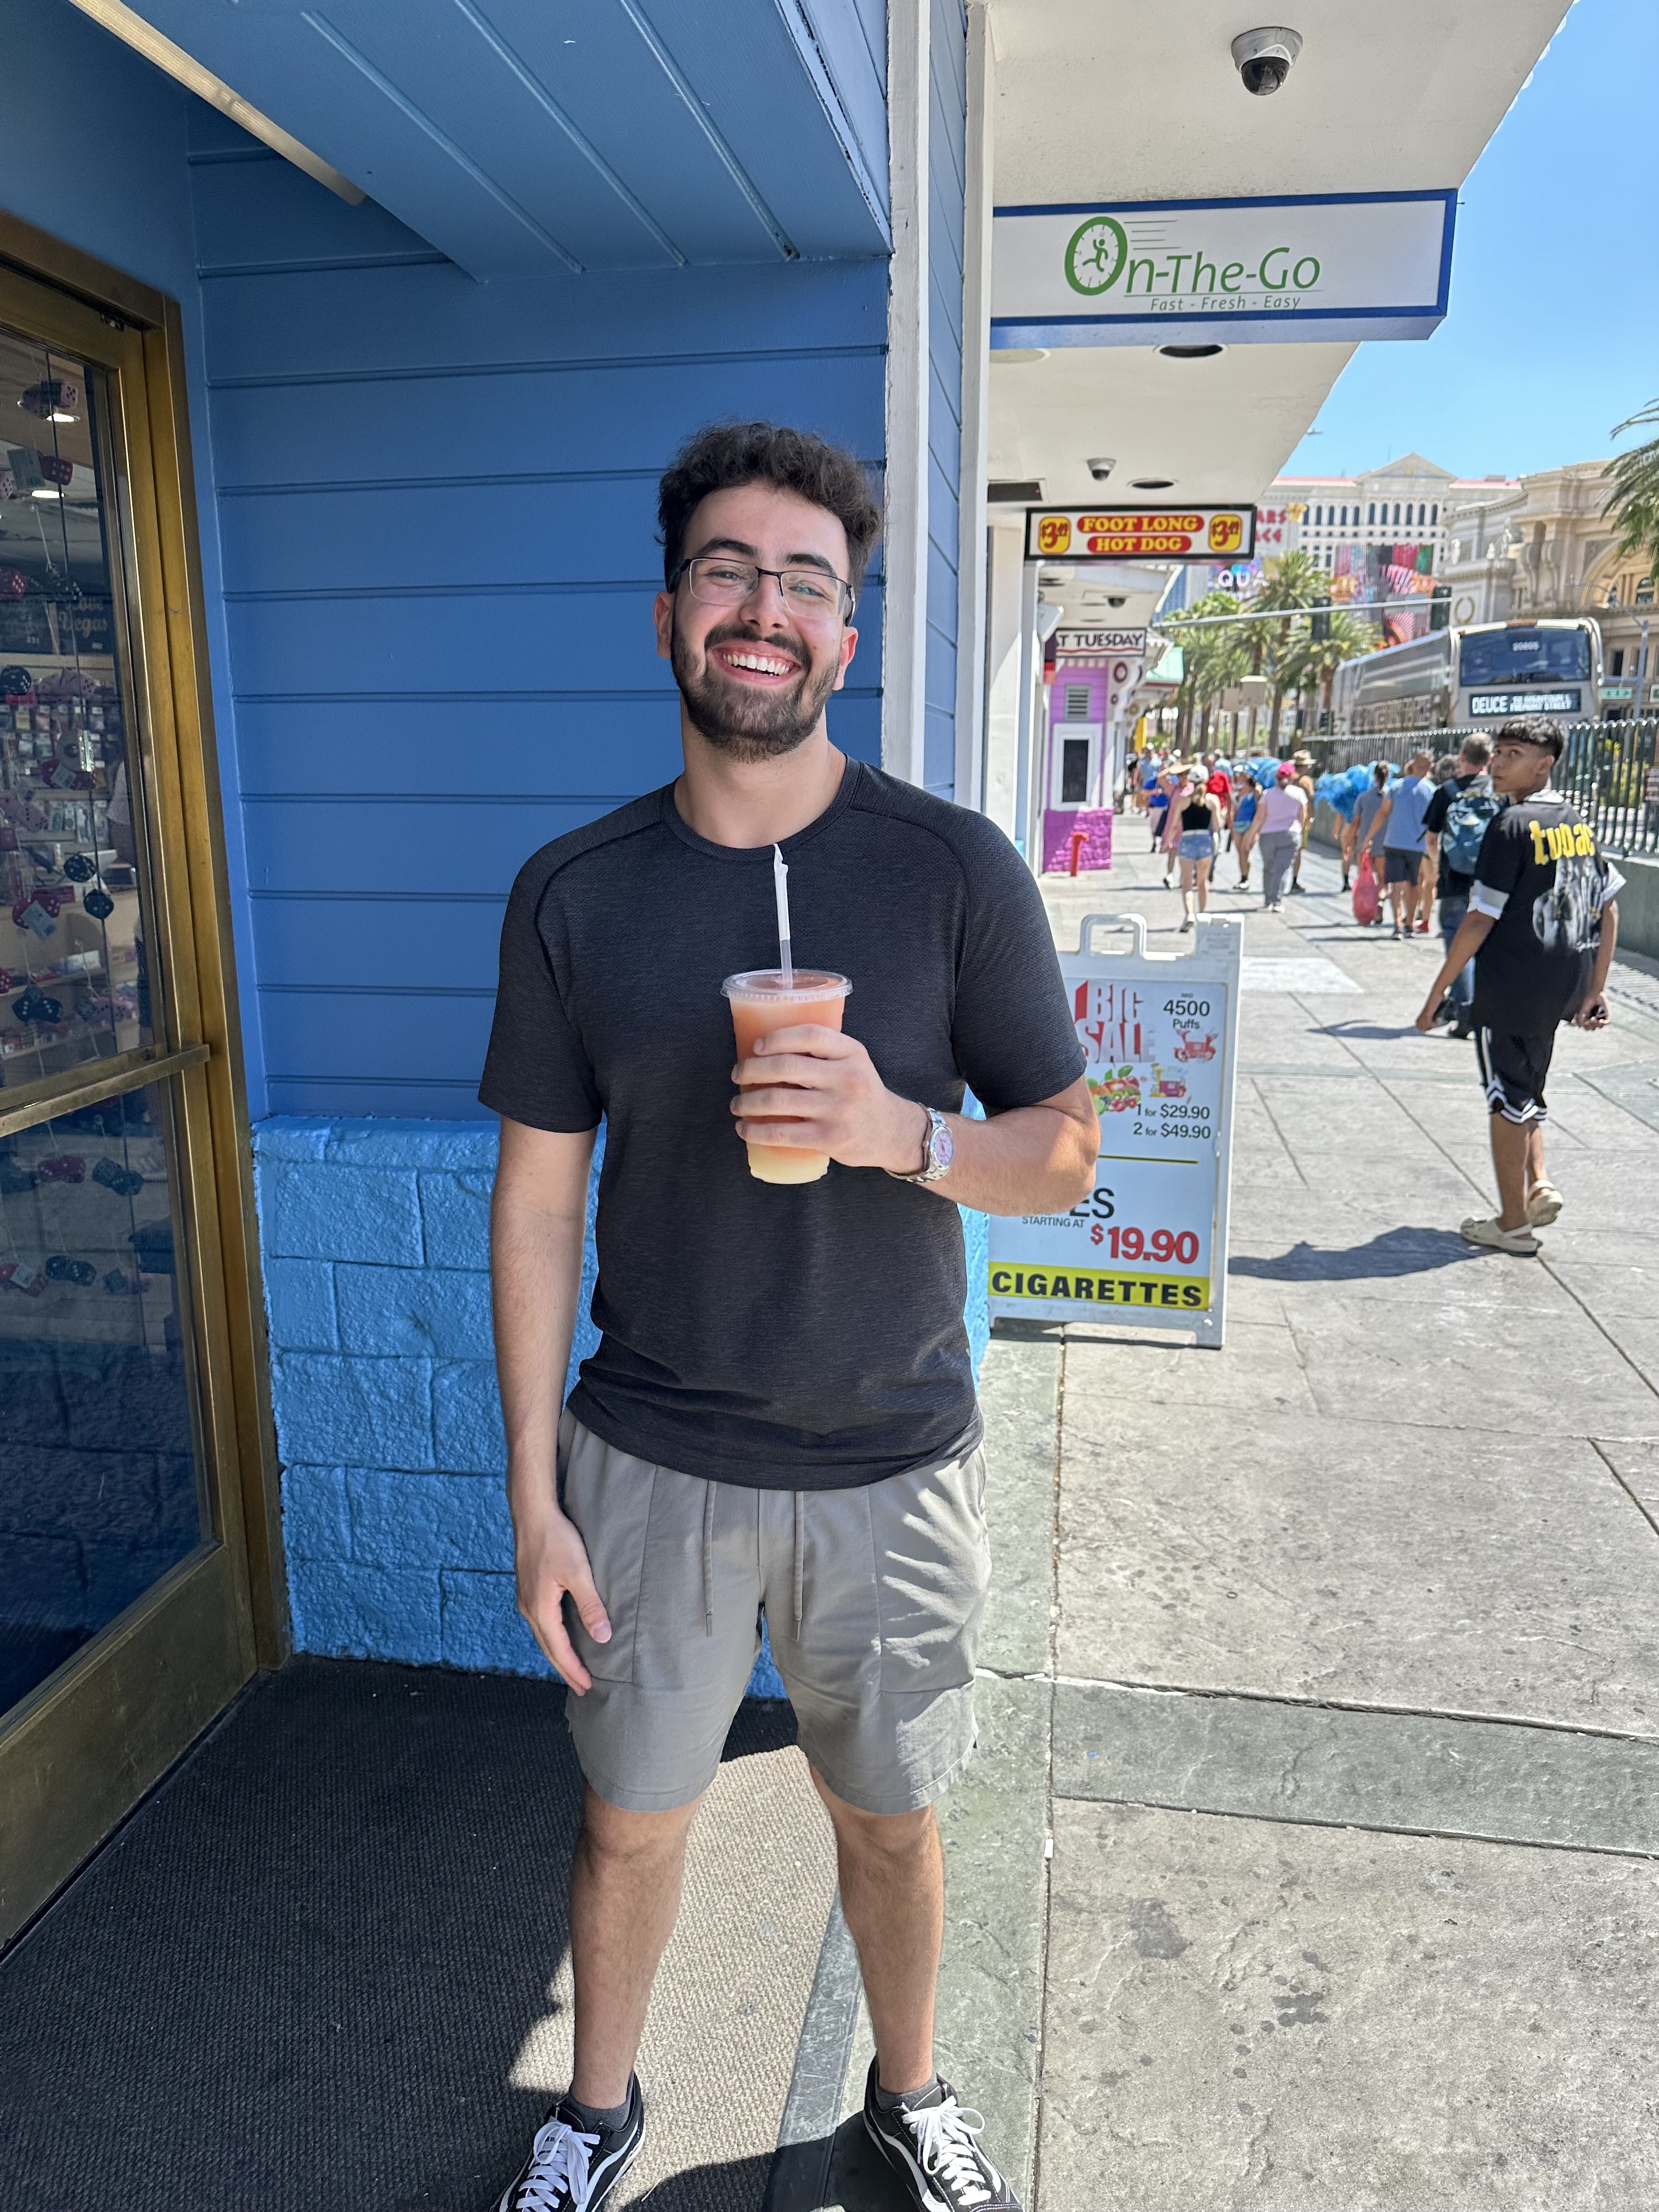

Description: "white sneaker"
1459 1216 1540 1257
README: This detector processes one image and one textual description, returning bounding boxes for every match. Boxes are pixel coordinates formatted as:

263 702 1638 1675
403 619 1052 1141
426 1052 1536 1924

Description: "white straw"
772 843 793 988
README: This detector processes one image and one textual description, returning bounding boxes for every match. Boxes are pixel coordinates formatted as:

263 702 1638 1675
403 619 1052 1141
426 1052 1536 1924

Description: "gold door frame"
0 214 283 1944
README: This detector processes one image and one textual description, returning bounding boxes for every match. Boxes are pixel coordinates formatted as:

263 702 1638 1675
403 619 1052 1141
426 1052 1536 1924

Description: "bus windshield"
1459 627 1590 686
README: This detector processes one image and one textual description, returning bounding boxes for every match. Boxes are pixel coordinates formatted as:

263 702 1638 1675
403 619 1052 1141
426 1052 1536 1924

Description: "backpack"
1440 774 1502 877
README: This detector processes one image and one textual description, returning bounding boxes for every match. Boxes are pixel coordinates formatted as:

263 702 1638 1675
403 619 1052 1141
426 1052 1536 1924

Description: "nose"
738 569 792 625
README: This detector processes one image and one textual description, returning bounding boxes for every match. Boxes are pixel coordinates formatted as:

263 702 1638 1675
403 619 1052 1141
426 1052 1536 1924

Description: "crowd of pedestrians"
1130 722 1623 1263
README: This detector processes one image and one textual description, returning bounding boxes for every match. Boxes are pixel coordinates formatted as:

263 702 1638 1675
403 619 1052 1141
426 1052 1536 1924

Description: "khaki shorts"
556 1411 990 1816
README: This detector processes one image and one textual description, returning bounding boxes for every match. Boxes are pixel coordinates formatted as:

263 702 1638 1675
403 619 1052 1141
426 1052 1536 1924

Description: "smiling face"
655 482 859 762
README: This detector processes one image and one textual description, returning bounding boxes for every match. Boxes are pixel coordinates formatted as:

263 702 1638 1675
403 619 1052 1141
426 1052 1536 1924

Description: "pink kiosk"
1039 646 1139 874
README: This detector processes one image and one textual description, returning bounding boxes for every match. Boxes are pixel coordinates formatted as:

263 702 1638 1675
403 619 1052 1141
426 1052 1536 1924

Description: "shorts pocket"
557 1419 655 1686
868 1449 992 1695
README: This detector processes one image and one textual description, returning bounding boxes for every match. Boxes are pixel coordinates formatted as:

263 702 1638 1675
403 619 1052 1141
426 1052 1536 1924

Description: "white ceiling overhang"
988 0 1573 517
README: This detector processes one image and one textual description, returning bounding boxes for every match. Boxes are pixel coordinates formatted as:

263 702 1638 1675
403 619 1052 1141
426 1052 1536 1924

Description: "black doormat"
1 1656 795 2211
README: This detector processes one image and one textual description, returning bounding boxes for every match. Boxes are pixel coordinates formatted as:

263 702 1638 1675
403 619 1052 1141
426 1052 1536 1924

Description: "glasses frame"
672 555 856 624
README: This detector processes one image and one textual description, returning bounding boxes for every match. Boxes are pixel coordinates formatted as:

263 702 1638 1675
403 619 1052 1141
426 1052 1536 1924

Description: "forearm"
492 1179 590 1521
1590 899 1618 997
924 1102 1098 1217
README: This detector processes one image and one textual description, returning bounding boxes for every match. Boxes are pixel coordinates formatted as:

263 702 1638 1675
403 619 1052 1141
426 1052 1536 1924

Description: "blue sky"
1281 0 1657 482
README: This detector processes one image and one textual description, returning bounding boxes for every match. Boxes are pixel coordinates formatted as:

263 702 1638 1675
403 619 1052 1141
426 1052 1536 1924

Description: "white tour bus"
1331 617 1601 736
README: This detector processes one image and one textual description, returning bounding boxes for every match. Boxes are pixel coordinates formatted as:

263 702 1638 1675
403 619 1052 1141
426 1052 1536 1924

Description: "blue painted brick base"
253 1116 991 1695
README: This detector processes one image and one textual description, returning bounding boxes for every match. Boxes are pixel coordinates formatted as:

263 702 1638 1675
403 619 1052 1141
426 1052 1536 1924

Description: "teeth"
724 650 794 675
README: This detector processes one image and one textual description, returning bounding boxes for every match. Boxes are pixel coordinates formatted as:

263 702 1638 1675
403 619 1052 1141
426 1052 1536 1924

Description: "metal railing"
1312 720 1659 857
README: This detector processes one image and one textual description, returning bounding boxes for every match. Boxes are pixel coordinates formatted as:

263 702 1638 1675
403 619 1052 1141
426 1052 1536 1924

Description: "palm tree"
1240 552 1325 745
1604 399 1659 584
1165 589 1247 746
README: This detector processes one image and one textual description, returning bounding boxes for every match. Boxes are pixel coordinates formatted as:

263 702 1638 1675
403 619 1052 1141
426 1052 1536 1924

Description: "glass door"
0 250 272 1944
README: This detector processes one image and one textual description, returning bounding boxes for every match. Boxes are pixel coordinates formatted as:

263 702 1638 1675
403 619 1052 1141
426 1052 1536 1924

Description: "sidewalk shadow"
1231 1227 1485 1282
1314 1020 1447 1041
634 2151 774 2210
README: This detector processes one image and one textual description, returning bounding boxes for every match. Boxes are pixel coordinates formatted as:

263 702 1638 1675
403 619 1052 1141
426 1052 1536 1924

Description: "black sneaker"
862 2061 1020 2210
494 2077 645 2211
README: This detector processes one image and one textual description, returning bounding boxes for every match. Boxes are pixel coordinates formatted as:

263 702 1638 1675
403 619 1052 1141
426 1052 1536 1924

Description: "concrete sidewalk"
906 830 1659 2212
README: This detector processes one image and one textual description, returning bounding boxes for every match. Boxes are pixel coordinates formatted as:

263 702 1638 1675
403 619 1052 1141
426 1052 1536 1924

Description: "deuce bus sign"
988 912 1242 1346
1026 507 1255 562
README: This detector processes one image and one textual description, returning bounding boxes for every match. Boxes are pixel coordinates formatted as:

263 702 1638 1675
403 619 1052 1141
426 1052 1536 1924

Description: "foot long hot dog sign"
989 915 1242 1346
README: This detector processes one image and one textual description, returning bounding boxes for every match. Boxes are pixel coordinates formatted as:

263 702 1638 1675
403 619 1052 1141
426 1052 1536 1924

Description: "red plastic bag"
1352 849 1380 924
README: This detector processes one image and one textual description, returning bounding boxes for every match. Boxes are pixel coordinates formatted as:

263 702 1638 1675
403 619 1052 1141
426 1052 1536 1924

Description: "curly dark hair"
657 421 882 600
1492 715 1564 761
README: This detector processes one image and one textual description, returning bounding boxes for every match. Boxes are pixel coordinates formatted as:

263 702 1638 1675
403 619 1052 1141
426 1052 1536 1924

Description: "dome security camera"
1107 596 1127 609
1087 457 1116 483
1231 25 1302 95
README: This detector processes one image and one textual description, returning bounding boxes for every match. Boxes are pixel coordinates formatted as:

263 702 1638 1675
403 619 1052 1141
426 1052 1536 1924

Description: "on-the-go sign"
992 190 1455 348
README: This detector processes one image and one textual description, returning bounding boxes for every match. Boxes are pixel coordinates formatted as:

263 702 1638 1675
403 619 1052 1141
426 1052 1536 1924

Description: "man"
1147 755 1173 853
481 421 1098 2212
1255 761 1306 912
1420 735 1498 1039
1416 718 1620 1256
1375 749 1436 938
1288 748 1317 894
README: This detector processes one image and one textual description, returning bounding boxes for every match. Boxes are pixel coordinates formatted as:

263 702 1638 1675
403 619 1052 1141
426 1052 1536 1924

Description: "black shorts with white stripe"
1474 1026 1555 1124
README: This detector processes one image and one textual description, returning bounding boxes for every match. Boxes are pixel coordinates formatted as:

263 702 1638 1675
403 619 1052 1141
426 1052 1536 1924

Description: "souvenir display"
91 1155 143 1197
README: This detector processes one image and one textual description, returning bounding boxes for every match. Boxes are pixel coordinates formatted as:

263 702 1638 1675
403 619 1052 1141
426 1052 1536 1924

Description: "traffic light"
1429 583 1452 632
1310 595 1331 642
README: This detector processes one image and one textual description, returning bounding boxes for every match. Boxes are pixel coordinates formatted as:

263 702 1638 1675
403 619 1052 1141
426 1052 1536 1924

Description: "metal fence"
1311 720 1659 857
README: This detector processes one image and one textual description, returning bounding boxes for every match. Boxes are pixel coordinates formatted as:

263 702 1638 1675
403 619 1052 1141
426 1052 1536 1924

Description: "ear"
831 623 859 693
653 589 674 663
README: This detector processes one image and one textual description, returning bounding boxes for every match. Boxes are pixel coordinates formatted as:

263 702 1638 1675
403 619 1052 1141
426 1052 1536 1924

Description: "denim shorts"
555 1412 990 1815
1177 830 1215 861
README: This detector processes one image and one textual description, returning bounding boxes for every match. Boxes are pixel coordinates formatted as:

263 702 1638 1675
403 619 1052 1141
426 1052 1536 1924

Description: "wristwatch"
892 1104 955 1185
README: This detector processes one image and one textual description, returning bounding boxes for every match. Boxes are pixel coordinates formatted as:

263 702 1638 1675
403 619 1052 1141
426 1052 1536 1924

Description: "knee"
812 1771 937 1866
579 1786 699 1871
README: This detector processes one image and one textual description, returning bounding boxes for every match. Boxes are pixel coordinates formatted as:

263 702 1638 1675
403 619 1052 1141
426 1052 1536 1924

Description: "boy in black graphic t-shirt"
1417 718 1621 1256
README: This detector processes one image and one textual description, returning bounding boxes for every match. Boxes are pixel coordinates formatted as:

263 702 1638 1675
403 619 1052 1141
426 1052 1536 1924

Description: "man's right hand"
513 1499 612 1693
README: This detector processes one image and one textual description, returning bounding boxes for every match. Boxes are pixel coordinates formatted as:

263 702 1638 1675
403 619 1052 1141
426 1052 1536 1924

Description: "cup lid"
721 969 851 1002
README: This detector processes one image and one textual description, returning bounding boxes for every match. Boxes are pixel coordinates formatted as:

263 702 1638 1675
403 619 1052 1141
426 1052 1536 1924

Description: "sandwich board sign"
988 912 1241 1347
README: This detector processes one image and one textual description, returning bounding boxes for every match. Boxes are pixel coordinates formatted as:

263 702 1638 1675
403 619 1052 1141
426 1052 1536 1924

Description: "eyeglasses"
674 555 854 623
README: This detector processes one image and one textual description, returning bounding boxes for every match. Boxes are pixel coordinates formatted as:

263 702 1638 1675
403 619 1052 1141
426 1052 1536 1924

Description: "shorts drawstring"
702 1480 715 1637
793 1491 805 1642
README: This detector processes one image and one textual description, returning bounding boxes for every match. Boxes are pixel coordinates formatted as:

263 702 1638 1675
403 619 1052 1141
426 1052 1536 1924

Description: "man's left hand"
1575 992 1610 1030
1414 994 1443 1034
733 1025 927 1173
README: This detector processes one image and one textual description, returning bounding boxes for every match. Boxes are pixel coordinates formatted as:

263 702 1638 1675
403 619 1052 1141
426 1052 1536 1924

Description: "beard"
670 612 840 762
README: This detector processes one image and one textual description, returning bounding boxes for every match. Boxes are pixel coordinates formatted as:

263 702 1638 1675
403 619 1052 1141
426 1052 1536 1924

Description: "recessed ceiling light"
1130 478 1175 490
1158 345 1224 360
992 348 1049 365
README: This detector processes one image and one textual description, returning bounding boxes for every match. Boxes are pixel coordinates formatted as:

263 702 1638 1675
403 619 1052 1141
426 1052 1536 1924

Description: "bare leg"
1196 856 1211 913
569 1784 703 2107
1525 1122 1547 1204
1488 1113 1533 1232
1179 857 1196 921
811 1768 943 2095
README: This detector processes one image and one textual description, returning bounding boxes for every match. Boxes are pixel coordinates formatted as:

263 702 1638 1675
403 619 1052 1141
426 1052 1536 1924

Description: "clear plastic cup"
721 969 853 1184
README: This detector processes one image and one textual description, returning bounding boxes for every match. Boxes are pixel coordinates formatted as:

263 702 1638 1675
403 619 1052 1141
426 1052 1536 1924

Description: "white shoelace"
902 2096 997 2209
515 2117 600 2212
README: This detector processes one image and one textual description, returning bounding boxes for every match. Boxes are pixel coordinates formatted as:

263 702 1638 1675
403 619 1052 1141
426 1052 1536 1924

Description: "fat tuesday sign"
992 190 1455 348
1052 627 1147 656
1027 510 1255 563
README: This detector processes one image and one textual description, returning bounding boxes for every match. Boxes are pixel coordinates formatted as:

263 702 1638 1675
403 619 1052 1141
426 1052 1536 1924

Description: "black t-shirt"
479 759 1085 1488
1470 794 1622 1034
1422 773 1479 895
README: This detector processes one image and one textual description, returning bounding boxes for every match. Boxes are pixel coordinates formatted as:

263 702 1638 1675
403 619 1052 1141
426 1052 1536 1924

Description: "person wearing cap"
1254 762 1307 912
1415 718 1621 1256
1288 748 1317 895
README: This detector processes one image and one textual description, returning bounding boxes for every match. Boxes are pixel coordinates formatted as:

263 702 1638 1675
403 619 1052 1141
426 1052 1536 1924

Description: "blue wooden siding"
925 0 968 797
190 110 889 1118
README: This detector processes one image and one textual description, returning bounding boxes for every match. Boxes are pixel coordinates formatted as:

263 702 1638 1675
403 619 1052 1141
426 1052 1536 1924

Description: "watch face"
932 1117 955 1171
